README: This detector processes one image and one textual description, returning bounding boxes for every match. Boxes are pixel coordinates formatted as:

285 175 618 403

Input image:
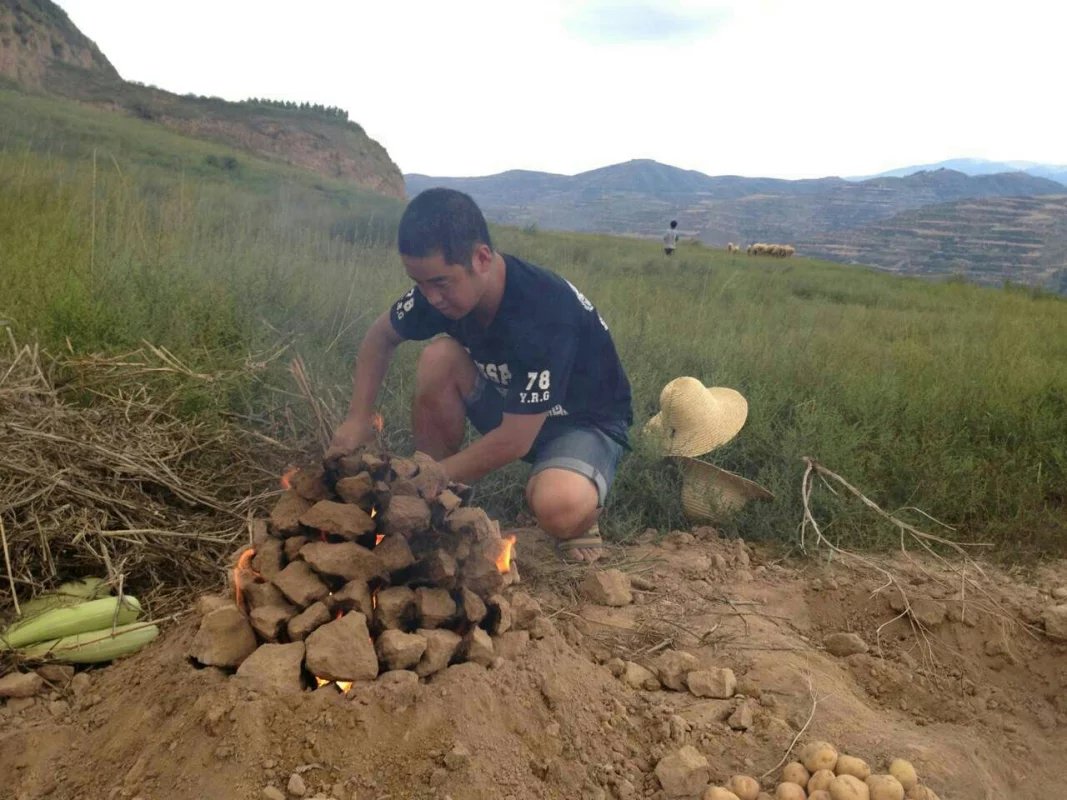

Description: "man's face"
401 246 490 319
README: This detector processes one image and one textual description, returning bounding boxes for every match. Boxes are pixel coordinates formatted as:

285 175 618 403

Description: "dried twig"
799 457 1036 669
803 458 992 554
289 355 335 451
760 672 819 780
0 517 19 616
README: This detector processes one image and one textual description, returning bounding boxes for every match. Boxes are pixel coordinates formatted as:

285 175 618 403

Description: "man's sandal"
557 527 604 563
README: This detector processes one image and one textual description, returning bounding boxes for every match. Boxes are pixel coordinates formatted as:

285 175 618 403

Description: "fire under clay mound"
189 447 542 691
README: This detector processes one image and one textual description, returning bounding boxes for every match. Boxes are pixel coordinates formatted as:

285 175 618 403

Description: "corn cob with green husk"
17 622 160 663
1 595 142 649
16 577 111 619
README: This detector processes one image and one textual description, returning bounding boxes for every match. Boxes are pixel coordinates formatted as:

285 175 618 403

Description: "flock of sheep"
726 242 796 257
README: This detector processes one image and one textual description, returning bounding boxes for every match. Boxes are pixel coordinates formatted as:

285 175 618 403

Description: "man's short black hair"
397 188 493 266
669 220 678 229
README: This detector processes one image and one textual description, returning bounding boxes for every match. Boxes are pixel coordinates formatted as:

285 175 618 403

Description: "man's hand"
327 311 403 465
325 416 374 463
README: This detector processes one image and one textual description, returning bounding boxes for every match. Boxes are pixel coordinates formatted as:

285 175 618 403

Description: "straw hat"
644 377 749 457
676 456 774 523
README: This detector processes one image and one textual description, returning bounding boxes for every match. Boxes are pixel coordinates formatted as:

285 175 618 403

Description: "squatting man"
326 189 633 563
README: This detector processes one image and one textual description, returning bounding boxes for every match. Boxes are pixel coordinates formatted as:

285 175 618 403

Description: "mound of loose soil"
3 529 1066 800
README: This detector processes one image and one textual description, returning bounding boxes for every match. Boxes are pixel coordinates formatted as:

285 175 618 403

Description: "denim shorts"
464 375 625 506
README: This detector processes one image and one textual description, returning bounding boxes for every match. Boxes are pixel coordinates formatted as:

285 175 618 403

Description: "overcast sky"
55 0 1067 180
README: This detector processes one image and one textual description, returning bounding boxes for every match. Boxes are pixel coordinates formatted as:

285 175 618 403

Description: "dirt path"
2 529 1065 800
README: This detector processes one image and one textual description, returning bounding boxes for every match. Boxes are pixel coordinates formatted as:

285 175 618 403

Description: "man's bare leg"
526 468 602 562
412 337 478 460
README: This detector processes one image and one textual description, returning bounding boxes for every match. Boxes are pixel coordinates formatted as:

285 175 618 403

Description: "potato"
888 760 918 791
835 756 870 780
759 794 775 800
905 785 940 800
810 793 832 800
775 783 808 800
727 775 762 800
828 774 870 800
781 762 811 786
808 770 835 792
702 789 741 800
865 775 904 800
800 741 840 773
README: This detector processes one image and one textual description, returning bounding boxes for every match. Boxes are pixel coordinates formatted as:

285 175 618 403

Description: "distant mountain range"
405 159 1067 293
853 158 1067 186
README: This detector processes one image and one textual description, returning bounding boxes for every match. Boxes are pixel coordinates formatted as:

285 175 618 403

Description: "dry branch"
759 672 819 779
798 456 1037 668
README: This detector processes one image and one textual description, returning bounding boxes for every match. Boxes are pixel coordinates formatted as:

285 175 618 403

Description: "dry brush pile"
0 336 290 622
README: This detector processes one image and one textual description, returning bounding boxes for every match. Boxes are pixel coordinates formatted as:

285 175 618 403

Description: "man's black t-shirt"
389 254 633 446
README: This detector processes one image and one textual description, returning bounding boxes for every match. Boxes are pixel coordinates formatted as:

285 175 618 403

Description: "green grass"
2 89 1066 557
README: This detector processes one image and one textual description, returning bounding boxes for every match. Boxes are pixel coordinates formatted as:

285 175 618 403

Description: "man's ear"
471 243 494 274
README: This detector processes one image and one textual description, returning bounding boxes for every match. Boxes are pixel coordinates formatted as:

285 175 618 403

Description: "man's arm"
440 411 546 484
441 328 577 482
326 311 404 460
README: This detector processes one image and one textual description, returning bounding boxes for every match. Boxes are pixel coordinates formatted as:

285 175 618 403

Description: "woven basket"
676 456 774 523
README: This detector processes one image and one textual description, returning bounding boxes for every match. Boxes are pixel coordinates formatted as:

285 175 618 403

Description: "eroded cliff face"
160 114 405 199
1 0 405 199
0 0 118 87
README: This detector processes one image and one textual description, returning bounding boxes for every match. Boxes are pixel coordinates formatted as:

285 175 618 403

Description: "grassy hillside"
3 93 1067 557
37 62 405 198
1 0 404 197
0 87 402 221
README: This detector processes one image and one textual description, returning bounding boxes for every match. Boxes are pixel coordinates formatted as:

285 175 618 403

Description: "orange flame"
314 677 353 692
233 548 258 609
314 611 355 692
372 412 384 433
280 466 299 491
495 535 517 574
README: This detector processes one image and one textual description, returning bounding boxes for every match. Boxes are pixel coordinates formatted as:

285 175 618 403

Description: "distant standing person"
663 220 679 256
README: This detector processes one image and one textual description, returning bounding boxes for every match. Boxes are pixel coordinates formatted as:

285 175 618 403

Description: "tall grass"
2 110 1066 556
556 239 1067 554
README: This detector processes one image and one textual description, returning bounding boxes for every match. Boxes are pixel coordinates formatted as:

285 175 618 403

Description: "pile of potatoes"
700 740 941 800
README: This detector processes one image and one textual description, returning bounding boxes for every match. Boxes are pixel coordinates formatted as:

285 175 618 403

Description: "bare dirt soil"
2 528 1066 800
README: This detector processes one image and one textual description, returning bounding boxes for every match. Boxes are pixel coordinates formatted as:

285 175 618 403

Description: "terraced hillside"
798 195 1067 291
689 170 1066 244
